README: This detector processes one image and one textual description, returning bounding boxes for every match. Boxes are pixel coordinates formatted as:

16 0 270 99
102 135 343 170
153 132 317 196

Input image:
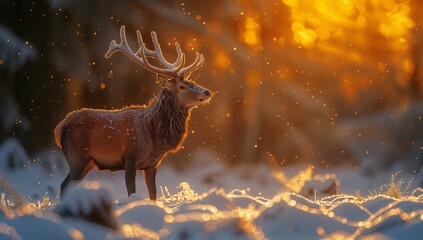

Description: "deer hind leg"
60 173 71 197
60 130 93 197
60 148 96 198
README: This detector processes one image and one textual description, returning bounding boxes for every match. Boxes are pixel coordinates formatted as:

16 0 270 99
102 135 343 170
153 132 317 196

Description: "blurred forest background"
0 0 422 174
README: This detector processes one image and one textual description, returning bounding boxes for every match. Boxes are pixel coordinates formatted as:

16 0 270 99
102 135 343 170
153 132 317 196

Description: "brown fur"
55 89 188 153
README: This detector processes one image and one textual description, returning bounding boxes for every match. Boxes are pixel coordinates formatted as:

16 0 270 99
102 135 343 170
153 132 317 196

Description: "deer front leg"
144 167 157 201
125 160 136 197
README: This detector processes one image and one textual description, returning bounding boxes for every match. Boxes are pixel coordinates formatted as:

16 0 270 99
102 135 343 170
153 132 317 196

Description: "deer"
54 26 212 200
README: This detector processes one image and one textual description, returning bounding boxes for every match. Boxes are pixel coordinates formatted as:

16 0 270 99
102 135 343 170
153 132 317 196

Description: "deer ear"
157 74 172 89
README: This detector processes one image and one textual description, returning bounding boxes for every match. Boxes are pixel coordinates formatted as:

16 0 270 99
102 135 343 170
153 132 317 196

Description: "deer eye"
179 85 188 90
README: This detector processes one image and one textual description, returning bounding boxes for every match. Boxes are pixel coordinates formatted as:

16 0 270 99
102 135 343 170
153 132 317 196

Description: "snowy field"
0 145 422 240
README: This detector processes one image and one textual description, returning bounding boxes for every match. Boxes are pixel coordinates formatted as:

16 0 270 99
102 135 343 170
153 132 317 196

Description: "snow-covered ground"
0 147 422 240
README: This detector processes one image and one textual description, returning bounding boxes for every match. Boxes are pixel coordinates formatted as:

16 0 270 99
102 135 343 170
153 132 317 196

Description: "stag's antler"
105 26 204 78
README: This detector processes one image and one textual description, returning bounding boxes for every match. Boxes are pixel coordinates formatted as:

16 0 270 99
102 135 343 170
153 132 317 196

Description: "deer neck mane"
147 89 190 152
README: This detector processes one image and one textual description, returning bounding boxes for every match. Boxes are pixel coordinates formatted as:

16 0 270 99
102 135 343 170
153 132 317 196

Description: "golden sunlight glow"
241 16 262 51
283 0 414 51
378 2 414 38
280 0 416 102
121 223 160 239
213 48 231 70
164 214 174 223
68 228 84 240
291 22 317 48
243 17 259 45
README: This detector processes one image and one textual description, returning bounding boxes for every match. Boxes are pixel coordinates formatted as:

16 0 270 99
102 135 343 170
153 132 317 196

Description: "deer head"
105 26 211 108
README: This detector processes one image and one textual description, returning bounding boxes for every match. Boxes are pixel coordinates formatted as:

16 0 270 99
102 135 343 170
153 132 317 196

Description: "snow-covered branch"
0 24 36 70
